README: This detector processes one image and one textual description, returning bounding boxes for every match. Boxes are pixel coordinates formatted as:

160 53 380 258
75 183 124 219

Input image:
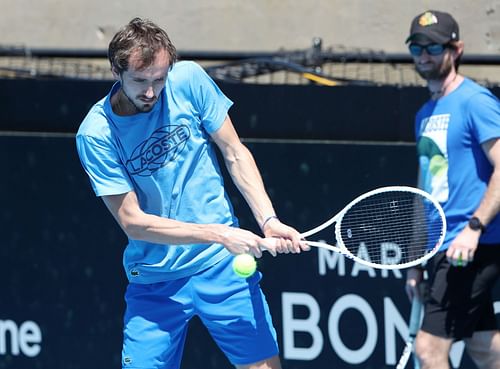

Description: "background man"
404 10 500 369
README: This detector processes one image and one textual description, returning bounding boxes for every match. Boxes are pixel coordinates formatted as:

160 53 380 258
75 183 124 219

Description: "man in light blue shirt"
403 10 500 369
76 17 309 369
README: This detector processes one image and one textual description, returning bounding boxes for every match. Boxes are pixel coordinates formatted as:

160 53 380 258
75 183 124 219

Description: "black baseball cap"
406 10 459 44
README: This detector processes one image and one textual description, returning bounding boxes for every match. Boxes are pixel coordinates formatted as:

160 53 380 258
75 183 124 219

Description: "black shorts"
421 244 500 340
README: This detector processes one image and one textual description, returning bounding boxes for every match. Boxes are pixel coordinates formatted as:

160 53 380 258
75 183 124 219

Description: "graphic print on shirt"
417 113 449 202
125 124 191 176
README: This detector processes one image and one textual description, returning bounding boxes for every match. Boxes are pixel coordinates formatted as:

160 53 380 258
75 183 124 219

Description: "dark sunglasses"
409 43 449 56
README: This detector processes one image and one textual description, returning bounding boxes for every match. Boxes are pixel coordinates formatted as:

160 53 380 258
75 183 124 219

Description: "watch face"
469 217 483 231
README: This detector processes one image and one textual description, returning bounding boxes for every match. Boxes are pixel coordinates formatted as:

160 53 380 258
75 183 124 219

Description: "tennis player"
403 10 500 369
76 17 308 369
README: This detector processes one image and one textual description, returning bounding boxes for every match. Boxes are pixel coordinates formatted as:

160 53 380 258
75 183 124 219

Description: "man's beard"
121 89 156 113
415 57 453 81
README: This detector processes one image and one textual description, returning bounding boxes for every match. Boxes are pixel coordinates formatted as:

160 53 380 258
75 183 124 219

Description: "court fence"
1 38 500 87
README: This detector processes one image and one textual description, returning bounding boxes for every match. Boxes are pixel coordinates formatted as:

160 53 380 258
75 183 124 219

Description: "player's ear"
111 65 121 80
451 41 464 59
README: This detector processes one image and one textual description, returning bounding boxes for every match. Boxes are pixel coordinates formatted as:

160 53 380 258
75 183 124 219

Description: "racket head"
333 186 446 270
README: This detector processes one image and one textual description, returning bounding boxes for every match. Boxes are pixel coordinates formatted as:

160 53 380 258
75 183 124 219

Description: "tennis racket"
270 186 446 269
396 297 423 369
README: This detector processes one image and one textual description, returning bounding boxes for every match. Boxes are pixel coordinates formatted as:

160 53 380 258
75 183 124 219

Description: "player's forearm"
122 212 227 245
473 167 500 226
223 143 276 228
103 191 231 246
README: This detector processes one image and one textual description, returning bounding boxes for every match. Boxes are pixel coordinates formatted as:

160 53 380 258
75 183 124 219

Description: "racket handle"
261 237 312 249
261 237 279 248
409 297 422 369
408 297 422 337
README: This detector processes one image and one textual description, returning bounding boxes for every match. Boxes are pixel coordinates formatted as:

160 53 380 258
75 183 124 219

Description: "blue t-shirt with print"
415 78 500 250
76 61 235 283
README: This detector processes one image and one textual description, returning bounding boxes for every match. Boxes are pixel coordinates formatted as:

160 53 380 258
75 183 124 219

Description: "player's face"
410 43 454 81
117 48 171 113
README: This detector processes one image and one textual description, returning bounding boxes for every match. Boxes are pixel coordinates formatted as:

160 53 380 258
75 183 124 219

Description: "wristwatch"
468 216 486 233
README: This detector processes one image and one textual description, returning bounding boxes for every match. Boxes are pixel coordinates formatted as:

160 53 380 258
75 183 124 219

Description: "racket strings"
338 192 444 266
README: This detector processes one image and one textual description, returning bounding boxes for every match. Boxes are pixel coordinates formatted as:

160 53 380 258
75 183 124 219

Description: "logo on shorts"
126 124 190 176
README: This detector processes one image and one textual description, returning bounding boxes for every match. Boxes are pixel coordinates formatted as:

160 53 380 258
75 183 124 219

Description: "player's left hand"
446 227 480 267
262 217 310 254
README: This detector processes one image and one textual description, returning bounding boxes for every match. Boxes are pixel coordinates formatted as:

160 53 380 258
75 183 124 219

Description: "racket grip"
408 297 422 336
261 237 279 249
260 237 311 254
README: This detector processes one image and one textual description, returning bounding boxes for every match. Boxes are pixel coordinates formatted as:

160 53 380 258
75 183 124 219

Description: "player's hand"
446 227 480 267
261 217 309 254
219 226 266 258
405 267 424 302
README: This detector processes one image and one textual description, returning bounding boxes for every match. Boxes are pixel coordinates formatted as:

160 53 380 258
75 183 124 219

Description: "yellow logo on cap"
418 12 438 26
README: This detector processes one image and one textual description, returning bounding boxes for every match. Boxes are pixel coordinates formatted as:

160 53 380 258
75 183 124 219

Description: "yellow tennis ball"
232 254 257 278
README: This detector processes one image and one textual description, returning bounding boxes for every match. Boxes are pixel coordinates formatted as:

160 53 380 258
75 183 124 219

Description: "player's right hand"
219 226 267 258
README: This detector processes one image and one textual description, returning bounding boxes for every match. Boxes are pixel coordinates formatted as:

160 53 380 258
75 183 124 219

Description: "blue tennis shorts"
121 255 279 368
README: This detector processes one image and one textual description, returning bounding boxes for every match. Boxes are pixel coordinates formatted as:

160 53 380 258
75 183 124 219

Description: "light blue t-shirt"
415 78 500 250
76 61 236 283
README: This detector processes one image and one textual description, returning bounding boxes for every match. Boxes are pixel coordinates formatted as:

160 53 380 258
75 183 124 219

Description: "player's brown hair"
108 17 177 74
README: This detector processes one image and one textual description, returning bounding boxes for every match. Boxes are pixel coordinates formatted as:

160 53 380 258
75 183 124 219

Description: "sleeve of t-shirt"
414 110 423 140
466 91 500 144
187 62 233 133
76 133 134 197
